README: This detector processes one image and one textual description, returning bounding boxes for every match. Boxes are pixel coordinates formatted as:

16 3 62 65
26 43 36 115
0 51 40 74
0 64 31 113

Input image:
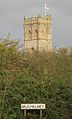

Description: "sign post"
24 110 26 119
21 104 45 119
40 110 42 119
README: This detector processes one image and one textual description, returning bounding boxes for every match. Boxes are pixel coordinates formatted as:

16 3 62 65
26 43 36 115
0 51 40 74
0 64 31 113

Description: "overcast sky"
0 0 72 48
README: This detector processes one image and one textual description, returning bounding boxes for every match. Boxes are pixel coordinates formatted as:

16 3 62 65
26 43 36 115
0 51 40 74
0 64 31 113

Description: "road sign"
21 104 45 110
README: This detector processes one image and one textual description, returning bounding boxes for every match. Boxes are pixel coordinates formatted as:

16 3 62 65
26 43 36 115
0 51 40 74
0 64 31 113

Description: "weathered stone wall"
24 15 52 51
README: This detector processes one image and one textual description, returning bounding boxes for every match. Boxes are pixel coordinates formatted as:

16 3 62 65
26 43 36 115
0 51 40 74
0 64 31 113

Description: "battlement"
24 15 52 24
24 15 52 20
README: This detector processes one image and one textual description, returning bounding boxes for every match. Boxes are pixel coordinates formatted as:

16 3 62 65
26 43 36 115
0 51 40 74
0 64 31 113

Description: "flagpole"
45 7 46 16
44 3 49 16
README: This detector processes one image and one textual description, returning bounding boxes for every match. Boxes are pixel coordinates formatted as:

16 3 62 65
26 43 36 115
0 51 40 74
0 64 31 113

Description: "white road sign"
21 104 45 110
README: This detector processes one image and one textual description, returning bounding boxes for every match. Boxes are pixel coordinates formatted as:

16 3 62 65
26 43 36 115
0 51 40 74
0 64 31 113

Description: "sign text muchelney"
21 104 45 110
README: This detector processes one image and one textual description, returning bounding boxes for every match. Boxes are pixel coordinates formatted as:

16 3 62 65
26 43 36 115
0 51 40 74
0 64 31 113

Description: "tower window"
28 30 31 39
35 29 38 38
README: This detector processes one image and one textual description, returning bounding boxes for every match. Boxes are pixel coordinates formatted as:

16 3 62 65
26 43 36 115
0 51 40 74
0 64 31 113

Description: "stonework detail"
24 15 52 51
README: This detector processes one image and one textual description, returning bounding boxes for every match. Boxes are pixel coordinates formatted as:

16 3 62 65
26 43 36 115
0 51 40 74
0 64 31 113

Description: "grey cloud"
0 0 72 47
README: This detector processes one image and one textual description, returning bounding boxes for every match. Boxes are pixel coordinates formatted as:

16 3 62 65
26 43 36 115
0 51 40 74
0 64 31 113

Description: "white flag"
45 4 49 10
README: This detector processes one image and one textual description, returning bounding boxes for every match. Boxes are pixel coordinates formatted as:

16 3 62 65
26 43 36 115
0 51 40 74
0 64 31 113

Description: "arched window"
28 30 31 40
35 29 38 39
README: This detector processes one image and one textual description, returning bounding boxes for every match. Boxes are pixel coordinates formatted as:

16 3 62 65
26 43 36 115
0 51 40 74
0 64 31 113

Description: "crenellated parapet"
24 15 52 24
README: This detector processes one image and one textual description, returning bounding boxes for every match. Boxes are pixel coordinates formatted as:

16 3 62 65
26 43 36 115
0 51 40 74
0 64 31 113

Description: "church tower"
24 15 52 51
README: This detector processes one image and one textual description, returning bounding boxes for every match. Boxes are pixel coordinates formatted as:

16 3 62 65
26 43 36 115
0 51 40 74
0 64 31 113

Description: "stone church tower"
24 15 52 51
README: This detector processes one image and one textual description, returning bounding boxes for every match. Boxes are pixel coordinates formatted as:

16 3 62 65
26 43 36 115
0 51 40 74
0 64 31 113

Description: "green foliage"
0 39 72 119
